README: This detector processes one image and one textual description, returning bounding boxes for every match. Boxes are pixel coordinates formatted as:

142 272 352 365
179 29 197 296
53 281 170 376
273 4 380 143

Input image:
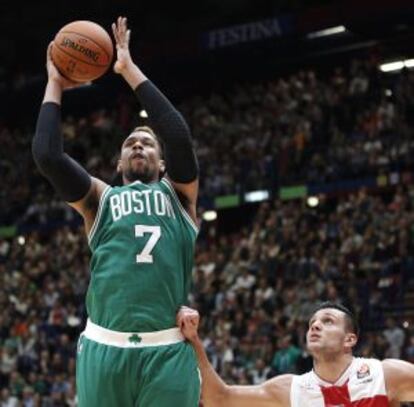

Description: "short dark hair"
310 302 360 336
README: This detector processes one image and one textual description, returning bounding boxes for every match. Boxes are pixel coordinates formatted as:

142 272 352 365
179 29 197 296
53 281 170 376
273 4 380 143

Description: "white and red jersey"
290 357 389 407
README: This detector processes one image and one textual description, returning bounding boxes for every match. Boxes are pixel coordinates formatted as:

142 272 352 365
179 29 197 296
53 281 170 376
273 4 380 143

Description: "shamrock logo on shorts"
128 334 142 344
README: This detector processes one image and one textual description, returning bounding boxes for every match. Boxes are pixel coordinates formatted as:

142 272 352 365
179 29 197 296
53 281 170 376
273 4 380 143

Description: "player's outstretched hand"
112 16 133 75
46 42 81 90
177 306 200 343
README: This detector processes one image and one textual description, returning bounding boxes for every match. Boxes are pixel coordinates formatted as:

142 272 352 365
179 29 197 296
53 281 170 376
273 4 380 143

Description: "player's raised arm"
383 359 414 403
112 17 199 214
32 43 107 232
177 306 292 407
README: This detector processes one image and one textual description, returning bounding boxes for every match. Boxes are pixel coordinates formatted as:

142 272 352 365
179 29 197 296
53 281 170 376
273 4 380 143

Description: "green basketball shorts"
76 319 201 407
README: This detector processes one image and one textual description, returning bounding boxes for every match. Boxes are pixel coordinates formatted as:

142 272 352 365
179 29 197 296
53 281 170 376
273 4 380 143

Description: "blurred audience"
2 59 414 225
0 186 413 403
1 58 414 405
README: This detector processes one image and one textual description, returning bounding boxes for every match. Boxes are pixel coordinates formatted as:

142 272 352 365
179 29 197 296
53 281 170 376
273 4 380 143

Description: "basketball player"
32 17 200 407
178 302 414 406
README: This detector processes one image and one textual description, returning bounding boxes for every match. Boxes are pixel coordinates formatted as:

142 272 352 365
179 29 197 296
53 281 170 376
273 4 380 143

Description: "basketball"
51 20 113 83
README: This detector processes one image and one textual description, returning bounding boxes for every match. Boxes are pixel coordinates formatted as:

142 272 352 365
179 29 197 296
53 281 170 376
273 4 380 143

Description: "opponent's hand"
46 42 80 90
112 16 133 75
177 306 200 342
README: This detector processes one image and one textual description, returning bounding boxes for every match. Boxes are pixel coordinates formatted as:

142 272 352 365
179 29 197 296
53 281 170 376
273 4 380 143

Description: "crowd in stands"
0 186 413 405
2 58 414 225
192 186 414 383
1 58 414 405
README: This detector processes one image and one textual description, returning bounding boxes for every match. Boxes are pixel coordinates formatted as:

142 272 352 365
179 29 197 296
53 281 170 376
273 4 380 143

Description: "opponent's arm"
383 359 414 403
112 17 198 220
177 307 292 407
32 43 107 232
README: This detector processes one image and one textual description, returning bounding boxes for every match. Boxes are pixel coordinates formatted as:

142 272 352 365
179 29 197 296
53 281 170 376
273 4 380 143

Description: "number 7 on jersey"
135 225 161 263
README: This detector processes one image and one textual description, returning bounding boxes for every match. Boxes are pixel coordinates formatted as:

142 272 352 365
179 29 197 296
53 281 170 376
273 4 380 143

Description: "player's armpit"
167 177 198 225
69 177 108 235
217 374 293 407
168 177 198 205
383 359 414 402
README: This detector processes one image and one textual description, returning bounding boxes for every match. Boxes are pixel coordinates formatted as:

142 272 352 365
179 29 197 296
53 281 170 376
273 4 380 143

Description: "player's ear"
117 159 122 173
344 333 358 350
159 159 166 174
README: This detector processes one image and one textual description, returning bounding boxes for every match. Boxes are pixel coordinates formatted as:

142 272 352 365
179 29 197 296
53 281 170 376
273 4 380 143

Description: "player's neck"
312 353 354 384
122 175 159 185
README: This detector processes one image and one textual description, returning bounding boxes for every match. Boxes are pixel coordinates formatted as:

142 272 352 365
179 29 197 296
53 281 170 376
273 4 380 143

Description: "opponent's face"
117 131 164 184
306 308 357 357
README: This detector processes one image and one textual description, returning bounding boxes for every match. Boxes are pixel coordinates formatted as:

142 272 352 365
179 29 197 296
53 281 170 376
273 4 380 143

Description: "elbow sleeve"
33 102 91 202
135 81 199 183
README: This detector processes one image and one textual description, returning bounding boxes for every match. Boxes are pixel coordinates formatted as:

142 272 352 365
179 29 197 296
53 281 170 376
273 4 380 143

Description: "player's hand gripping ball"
51 20 113 83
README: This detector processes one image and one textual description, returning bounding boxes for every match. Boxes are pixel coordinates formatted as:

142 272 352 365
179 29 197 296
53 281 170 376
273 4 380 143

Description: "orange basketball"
51 21 113 83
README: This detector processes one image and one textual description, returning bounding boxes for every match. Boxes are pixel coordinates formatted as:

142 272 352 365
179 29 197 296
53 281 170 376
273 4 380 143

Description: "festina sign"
205 17 291 50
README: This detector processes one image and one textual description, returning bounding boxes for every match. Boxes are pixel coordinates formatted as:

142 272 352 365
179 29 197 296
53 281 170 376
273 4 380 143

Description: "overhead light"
307 196 319 208
307 25 346 39
244 190 269 203
380 61 404 72
385 89 392 96
17 236 25 246
202 210 217 222
380 58 414 73
404 59 414 68
139 110 148 118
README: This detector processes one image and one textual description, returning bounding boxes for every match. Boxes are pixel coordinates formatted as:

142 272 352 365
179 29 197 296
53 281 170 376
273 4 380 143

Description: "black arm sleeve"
32 102 92 202
134 80 199 183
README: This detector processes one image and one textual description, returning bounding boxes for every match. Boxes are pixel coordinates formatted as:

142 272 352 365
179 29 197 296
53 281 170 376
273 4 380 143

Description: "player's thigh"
136 342 201 407
76 336 134 407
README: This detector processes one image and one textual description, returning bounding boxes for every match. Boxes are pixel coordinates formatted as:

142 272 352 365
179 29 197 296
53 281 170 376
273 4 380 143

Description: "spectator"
1 57 414 400
271 334 301 374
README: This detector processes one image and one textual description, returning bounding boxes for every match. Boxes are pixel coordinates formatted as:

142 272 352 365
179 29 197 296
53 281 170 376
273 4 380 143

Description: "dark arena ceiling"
0 0 413 117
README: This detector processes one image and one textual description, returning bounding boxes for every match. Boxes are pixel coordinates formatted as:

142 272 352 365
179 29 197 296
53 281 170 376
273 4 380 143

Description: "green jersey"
86 177 198 332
